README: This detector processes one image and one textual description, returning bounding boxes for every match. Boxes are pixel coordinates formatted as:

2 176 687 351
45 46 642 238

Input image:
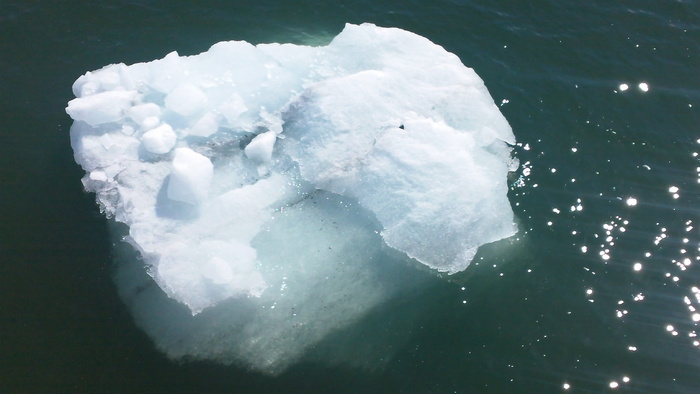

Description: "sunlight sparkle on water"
669 185 680 199
515 114 700 389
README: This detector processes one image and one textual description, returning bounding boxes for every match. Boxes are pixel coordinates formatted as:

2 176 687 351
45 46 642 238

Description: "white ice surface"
167 147 213 206
66 23 518 372
141 124 176 154
244 130 277 162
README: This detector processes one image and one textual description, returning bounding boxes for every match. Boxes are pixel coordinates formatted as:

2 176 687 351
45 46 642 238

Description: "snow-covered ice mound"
66 23 517 373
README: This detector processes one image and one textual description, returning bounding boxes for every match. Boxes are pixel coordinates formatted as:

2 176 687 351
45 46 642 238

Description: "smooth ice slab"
66 23 518 372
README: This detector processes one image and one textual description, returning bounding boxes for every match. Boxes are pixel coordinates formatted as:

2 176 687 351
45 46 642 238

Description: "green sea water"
1 1 699 392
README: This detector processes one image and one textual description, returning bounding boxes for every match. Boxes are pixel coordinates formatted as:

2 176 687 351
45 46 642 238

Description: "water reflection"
504 88 699 390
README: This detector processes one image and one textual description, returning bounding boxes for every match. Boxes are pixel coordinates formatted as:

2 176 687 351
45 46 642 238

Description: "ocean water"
1 1 699 392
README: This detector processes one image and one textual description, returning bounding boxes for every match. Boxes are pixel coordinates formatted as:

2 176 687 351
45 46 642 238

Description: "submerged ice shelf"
66 23 517 372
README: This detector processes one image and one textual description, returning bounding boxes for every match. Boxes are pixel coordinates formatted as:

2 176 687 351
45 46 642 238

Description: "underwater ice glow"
66 23 517 372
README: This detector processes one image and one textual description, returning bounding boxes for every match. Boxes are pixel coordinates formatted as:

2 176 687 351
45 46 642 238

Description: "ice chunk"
219 94 248 126
128 103 162 126
141 124 176 154
165 83 208 117
187 112 220 137
66 23 518 374
281 68 515 273
244 131 277 162
148 51 187 93
167 148 213 205
66 90 136 125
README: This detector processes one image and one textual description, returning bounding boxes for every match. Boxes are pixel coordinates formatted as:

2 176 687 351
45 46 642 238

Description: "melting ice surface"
66 23 517 373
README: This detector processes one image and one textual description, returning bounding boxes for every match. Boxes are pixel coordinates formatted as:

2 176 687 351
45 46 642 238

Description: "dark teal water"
2 1 699 392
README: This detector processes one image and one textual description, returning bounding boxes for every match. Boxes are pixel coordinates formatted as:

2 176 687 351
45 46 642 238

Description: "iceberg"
66 23 517 373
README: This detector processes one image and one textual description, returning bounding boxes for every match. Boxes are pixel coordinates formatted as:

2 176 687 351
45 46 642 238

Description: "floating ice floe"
66 23 518 372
